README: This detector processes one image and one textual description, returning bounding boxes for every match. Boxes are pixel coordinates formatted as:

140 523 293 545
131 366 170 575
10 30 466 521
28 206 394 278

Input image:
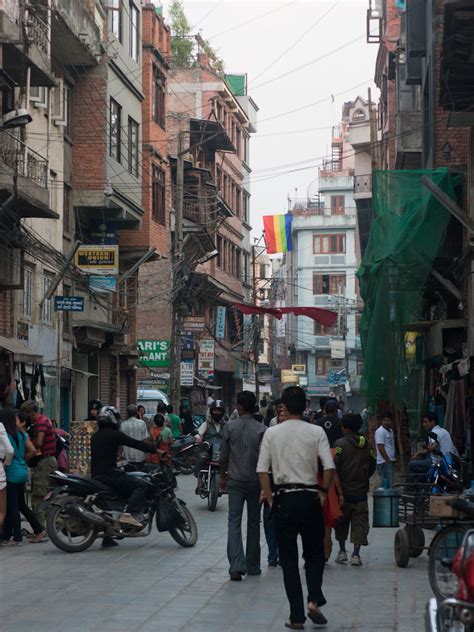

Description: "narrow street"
2 474 431 632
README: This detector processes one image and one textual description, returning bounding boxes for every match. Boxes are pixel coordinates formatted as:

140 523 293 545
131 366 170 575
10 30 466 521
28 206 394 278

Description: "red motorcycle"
426 498 474 632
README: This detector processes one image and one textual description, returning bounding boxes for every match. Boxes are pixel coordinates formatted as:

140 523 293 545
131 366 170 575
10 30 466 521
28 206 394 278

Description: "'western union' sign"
75 245 119 275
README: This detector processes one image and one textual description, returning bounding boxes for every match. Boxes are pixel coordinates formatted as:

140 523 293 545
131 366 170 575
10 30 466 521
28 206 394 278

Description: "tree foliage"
169 0 194 68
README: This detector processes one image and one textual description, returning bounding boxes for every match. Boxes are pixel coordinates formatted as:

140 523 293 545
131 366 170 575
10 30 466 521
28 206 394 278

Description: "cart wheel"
394 527 410 568
408 526 425 558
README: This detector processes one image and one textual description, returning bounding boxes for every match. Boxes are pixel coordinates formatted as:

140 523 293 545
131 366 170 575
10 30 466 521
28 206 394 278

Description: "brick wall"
72 63 108 191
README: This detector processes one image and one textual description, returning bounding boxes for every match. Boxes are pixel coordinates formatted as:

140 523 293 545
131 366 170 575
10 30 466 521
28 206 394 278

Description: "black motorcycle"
170 434 199 475
45 466 198 553
196 442 223 512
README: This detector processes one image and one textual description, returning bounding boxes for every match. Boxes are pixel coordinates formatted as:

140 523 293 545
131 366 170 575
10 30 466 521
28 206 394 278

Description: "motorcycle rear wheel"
208 472 220 512
169 500 198 547
174 454 195 475
46 500 98 553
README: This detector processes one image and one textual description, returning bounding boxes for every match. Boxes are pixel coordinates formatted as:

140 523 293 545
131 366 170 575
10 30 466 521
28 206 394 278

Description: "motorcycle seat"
67 474 112 492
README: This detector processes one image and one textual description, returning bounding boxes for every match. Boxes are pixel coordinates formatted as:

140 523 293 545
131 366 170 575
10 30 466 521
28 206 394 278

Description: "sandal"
285 622 304 630
307 609 327 625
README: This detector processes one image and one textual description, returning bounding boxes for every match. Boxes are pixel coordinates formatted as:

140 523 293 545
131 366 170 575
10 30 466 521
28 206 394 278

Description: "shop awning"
0 336 43 364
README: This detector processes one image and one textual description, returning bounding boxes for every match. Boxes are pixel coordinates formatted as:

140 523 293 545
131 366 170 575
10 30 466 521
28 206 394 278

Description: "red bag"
318 448 343 528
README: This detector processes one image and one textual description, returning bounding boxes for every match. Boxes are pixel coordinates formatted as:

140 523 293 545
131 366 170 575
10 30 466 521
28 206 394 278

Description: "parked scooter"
426 498 474 632
428 452 464 495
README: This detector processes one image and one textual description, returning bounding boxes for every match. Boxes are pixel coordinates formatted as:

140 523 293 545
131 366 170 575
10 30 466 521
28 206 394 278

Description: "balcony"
353 174 372 200
395 111 422 169
51 0 103 66
0 130 57 219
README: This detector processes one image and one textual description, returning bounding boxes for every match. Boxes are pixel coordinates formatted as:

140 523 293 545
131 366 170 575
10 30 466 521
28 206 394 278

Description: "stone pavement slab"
0 474 433 631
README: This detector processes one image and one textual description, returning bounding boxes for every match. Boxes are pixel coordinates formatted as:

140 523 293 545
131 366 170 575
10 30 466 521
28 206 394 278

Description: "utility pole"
252 243 260 402
170 131 185 413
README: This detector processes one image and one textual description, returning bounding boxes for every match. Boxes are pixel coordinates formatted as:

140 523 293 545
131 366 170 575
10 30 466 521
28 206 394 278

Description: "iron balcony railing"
354 173 372 194
26 11 49 56
0 130 48 188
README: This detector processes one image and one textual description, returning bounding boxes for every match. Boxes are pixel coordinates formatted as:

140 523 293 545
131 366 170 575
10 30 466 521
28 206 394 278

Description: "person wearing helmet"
194 400 226 489
90 406 160 535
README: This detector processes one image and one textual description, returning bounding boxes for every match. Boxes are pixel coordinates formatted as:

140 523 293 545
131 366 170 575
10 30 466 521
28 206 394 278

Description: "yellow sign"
291 364 306 375
281 370 299 383
75 245 119 275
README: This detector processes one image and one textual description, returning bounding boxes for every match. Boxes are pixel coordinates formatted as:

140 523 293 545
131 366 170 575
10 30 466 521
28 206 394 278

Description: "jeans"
227 479 261 575
96 469 147 514
31 456 57 530
263 502 278 563
273 491 326 624
377 461 395 488
3 482 44 542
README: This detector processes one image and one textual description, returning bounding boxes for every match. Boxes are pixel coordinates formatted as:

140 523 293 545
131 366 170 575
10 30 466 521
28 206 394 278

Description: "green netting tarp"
224 74 246 97
357 168 461 407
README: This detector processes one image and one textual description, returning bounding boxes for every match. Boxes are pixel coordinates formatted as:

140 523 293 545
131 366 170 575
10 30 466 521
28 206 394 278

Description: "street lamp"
0 108 32 130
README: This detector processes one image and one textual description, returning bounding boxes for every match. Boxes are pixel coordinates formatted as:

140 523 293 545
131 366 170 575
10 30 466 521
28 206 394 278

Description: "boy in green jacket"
334 414 376 567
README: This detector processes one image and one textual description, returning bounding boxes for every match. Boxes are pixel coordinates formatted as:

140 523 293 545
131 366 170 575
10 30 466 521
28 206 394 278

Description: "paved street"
1 475 432 632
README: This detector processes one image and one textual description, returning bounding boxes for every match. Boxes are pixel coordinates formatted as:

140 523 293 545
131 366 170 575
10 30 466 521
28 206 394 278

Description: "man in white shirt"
258 386 335 629
120 404 149 468
375 411 396 487
406 412 458 488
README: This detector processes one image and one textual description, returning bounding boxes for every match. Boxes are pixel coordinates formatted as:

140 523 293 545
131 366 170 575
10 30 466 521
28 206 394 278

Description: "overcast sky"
161 0 377 238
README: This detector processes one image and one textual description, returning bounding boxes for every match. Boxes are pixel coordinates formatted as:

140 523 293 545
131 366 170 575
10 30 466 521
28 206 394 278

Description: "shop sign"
54 296 84 312
291 364 306 375
215 306 226 339
181 349 195 361
181 332 194 351
137 339 171 367
198 339 214 378
89 276 117 293
89 221 117 245
183 316 206 332
327 367 346 386
299 376 308 386
180 361 194 387
330 340 346 359
281 369 299 383
75 245 119 275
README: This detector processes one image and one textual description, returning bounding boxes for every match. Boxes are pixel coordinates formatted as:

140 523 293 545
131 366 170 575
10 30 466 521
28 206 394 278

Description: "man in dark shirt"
220 390 266 581
91 406 157 529
316 399 343 447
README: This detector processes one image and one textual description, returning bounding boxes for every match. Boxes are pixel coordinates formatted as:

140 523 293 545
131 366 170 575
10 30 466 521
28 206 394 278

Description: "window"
29 86 48 108
128 117 139 177
243 132 250 164
42 272 53 324
152 165 165 225
21 266 34 319
314 321 335 335
65 82 73 138
235 249 241 279
110 98 121 162
243 191 250 224
106 0 122 40
316 356 331 376
356 354 363 375
52 81 72 133
129 2 139 62
355 314 361 336
216 236 223 268
313 273 345 295
235 187 241 217
236 127 242 157
313 234 346 254
152 67 166 128
243 252 250 284
216 166 222 193
352 108 366 122
330 195 345 215
63 185 71 234
259 263 266 280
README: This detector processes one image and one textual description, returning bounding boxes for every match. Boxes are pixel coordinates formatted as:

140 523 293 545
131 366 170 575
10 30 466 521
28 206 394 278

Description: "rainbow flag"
263 214 293 254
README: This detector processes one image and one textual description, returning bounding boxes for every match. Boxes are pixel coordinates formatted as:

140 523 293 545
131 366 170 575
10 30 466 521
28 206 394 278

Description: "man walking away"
19 401 58 540
220 391 266 581
316 399 343 447
375 411 396 487
167 405 182 439
258 386 335 629
120 404 149 469
334 414 376 567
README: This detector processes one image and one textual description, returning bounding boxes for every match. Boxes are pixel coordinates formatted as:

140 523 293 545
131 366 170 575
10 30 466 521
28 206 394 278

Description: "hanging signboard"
89 276 117 293
54 296 84 312
137 339 171 367
215 306 226 339
330 340 346 359
327 367 347 386
281 370 299 383
75 245 119 275
198 339 215 378
180 361 194 387
183 316 206 332
291 364 306 375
